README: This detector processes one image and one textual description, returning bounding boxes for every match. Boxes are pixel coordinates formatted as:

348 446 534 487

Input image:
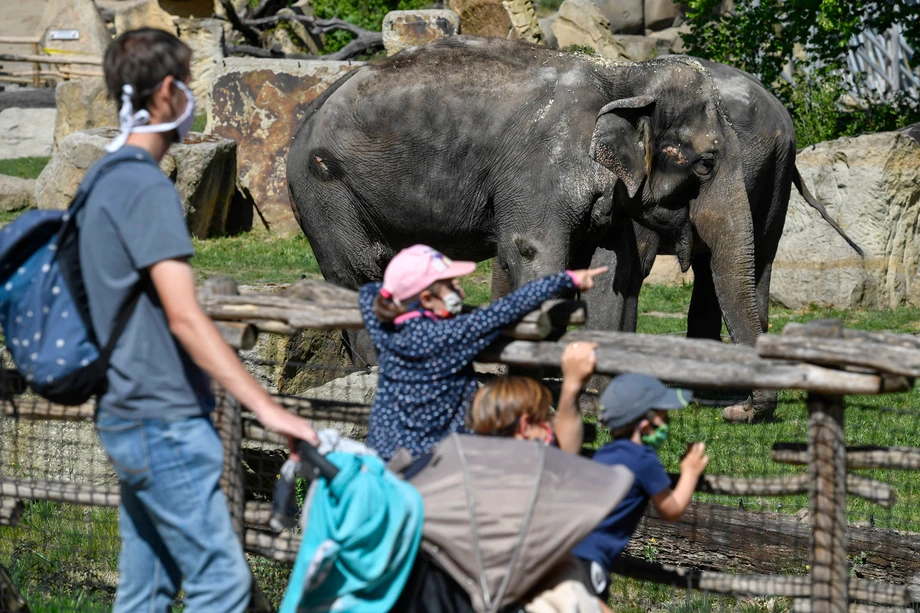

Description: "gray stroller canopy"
407 434 635 613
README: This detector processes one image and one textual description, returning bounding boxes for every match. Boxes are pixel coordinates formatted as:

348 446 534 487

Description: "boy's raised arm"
554 341 597 454
650 443 709 521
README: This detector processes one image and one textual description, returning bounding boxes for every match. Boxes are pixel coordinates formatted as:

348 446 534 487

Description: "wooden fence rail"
3 278 920 611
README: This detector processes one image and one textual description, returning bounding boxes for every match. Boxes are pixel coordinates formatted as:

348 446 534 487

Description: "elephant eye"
693 152 716 176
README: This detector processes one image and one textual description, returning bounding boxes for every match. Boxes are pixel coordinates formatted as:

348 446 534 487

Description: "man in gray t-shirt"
86 29 319 613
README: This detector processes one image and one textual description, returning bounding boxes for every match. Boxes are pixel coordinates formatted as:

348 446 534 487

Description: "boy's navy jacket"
0 149 142 405
359 271 576 461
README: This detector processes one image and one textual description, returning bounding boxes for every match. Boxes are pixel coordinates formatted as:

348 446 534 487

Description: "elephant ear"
590 95 655 199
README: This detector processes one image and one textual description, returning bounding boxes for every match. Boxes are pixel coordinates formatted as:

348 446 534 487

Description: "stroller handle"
297 440 340 481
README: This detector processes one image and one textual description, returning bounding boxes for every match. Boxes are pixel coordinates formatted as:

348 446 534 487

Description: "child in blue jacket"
359 244 605 460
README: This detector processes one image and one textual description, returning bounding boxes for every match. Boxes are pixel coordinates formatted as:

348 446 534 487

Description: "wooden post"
807 392 848 613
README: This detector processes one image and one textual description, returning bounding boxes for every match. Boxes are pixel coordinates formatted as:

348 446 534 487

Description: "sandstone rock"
383 10 461 56
0 175 37 212
502 0 543 43
449 0 512 37
613 34 658 60
771 132 920 310
53 78 119 152
0 419 116 486
35 128 237 238
540 15 558 48
37 0 111 64
553 0 627 61
588 0 643 34
177 18 225 117
900 121 920 144
0 108 55 160
646 23 689 53
646 255 694 286
207 58 363 236
113 0 177 35
277 7 322 55
644 0 680 31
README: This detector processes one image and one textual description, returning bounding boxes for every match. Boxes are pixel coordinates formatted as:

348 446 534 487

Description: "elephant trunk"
691 145 760 348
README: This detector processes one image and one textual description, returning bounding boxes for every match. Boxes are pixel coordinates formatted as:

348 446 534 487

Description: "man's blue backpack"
0 156 142 405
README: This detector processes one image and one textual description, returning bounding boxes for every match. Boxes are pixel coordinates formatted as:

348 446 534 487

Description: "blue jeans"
96 411 252 613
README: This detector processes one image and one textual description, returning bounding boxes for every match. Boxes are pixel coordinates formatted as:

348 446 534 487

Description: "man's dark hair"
103 28 192 113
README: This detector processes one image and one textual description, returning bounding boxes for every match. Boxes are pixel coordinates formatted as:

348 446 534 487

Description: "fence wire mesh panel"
3 318 920 612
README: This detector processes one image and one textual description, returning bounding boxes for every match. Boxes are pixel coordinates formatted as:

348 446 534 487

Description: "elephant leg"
686 254 752 416
747 261 778 421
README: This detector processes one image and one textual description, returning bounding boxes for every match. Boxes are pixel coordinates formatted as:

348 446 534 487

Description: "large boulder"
382 10 461 56
646 255 693 286
647 24 689 53
771 132 920 310
53 78 119 152
177 17 225 117
644 0 681 31
0 108 56 160
36 0 111 65
540 15 559 48
113 0 177 35
588 0 643 34
552 0 628 60
448 0 514 37
503 0 544 43
613 34 660 60
207 58 363 236
35 128 237 238
0 175 37 212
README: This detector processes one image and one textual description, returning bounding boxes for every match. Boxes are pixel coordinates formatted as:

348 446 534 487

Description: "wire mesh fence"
3 326 920 612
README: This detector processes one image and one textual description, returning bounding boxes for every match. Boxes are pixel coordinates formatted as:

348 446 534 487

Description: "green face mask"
641 422 670 450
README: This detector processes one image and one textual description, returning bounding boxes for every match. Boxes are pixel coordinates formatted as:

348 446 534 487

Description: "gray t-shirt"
77 146 214 419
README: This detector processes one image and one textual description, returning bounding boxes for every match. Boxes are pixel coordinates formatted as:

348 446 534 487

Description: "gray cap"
599 373 693 431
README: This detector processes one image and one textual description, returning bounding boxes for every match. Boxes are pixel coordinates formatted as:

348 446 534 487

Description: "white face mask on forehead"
105 80 196 153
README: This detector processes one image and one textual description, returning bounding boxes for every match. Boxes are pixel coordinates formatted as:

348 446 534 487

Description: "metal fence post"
806 393 848 613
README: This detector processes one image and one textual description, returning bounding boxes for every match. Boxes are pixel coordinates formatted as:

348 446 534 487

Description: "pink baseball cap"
381 244 477 303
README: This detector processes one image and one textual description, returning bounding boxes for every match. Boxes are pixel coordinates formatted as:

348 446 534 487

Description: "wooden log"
214 321 258 350
562 329 765 364
793 600 912 612
282 279 358 304
271 395 371 424
807 393 848 613
610 555 811 597
501 314 551 340
0 53 102 66
783 322 920 352
245 501 274 526
243 527 300 563
0 36 41 44
758 335 920 378
0 477 119 506
630 502 920 587
772 444 920 471
849 580 912 607
0 498 24 526
542 299 586 327
202 275 240 297
243 418 288 446
478 340 905 395
0 399 95 421
672 473 891 506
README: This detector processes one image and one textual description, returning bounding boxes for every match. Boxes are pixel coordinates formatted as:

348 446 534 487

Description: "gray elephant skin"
286 36 858 421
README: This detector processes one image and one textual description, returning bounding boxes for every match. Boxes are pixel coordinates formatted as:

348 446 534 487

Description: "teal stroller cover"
279 452 424 613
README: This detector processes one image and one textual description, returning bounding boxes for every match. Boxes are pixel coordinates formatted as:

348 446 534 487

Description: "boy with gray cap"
572 373 709 599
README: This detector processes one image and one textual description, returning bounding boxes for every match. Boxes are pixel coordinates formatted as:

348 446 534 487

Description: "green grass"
0 156 51 180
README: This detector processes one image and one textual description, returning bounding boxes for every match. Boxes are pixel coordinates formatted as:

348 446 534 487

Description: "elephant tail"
792 165 865 258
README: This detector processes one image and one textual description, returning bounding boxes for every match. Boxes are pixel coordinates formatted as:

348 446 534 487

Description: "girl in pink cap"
358 244 606 460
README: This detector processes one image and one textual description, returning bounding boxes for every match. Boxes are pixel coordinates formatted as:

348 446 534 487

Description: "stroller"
277 434 634 613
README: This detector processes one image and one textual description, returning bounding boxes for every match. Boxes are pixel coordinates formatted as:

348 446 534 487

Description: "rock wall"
207 58 363 236
53 79 119 152
0 108 55 160
383 10 461 56
771 131 920 310
35 128 237 238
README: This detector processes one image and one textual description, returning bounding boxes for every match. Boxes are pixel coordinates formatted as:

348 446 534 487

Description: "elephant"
555 59 863 422
286 37 857 417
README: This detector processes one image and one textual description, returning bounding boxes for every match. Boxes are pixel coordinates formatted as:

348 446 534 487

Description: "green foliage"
678 0 920 144
312 0 432 53
0 156 50 180
561 44 598 56
191 114 208 133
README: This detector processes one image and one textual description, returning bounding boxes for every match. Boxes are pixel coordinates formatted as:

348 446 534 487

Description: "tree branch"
219 0 263 47
226 30 382 61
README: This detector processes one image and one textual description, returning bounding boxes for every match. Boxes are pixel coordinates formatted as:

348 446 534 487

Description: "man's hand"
680 442 709 477
569 267 608 291
561 341 597 389
150 258 319 454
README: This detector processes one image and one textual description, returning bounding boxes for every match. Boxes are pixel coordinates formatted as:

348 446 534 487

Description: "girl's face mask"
106 80 196 152
443 291 464 315
641 422 670 450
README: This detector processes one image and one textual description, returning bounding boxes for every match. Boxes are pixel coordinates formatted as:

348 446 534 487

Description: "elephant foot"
722 393 776 424
722 401 755 423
